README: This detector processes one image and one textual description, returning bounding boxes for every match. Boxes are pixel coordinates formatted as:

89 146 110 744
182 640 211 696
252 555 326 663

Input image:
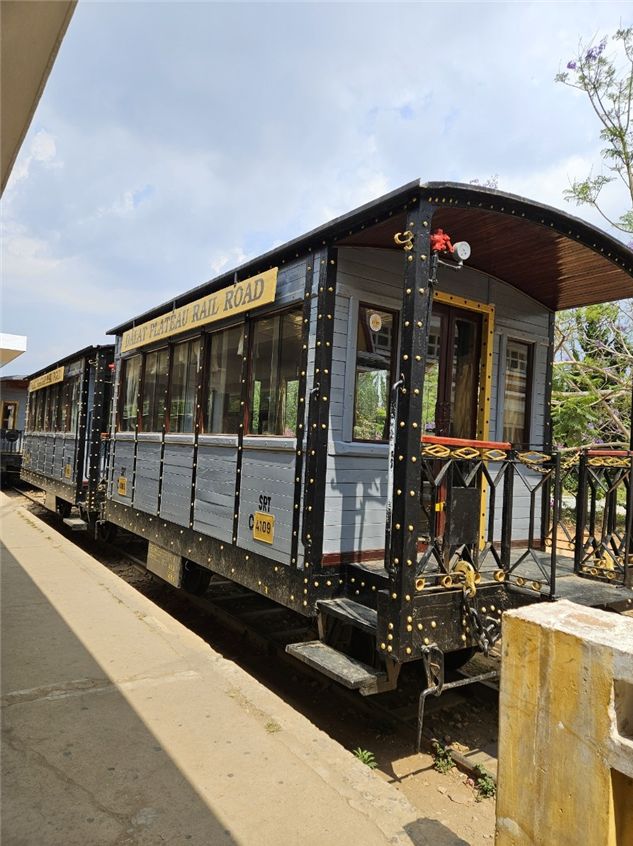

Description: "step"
285 641 386 695
316 597 377 636
63 517 88 531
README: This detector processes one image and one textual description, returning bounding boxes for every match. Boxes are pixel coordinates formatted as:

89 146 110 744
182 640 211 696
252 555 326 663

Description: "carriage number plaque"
253 511 275 544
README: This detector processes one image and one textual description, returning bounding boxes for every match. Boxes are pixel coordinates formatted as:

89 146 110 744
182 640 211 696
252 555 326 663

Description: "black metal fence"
1 429 23 453
417 438 632 594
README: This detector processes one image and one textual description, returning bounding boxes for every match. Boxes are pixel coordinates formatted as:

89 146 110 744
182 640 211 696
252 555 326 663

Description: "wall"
496 600 633 845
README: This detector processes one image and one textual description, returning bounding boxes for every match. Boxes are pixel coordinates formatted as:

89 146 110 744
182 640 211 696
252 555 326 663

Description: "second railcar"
21 345 115 534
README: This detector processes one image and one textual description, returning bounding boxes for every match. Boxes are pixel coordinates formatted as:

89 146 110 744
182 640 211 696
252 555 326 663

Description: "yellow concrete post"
496 600 633 846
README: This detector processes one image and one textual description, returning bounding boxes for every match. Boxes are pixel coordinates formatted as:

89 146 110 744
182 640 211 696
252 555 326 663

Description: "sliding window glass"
60 375 81 433
248 309 302 436
119 355 141 432
48 383 62 431
204 326 242 433
142 348 169 432
503 339 532 445
169 339 200 433
43 385 60 431
353 305 397 441
33 391 45 431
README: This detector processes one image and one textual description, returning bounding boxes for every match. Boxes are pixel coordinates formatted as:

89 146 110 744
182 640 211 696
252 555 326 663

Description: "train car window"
60 376 79 432
248 308 302 436
142 348 169 432
204 325 242 433
43 386 56 431
68 375 81 433
169 339 200 433
34 390 45 431
47 383 62 431
503 339 533 446
120 355 141 431
353 305 398 441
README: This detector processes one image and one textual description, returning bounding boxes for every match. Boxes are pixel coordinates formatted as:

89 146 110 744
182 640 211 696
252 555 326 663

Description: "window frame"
117 354 142 432
140 345 170 433
352 301 400 443
502 337 534 447
202 322 244 436
246 305 303 439
166 335 202 435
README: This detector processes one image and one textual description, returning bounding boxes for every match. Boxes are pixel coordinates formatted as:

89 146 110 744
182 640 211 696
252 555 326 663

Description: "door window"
422 304 482 440
353 305 398 441
1 402 18 429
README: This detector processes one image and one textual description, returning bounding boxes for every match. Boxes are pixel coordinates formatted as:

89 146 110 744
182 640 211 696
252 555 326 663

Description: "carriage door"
422 303 482 439
421 303 483 546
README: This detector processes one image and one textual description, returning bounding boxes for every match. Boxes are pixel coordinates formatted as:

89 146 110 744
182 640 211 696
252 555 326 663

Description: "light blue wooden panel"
109 439 135 504
160 442 195 527
193 444 238 543
62 436 78 483
133 441 162 514
237 447 296 564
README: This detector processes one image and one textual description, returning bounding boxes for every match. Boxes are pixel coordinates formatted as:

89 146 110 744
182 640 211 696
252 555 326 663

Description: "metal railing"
0 429 23 453
416 437 633 594
574 450 632 587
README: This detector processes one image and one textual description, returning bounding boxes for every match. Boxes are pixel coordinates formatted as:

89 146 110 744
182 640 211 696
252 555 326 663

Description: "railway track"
11 485 501 780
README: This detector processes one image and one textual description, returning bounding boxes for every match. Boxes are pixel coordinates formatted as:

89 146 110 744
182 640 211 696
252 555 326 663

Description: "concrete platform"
0 492 444 845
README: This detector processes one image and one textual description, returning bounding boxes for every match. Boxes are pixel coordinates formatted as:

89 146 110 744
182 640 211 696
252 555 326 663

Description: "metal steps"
285 641 387 695
63 517 88 532
316 597 377 636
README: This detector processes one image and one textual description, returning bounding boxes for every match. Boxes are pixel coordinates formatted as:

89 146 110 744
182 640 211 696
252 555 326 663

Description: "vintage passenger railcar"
102 181 633 693
21 345 115 531
1 374 28 478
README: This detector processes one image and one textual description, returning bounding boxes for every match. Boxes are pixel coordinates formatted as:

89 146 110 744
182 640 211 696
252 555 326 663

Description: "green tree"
555 27 632 236
553 29 633 450
552 300 632 449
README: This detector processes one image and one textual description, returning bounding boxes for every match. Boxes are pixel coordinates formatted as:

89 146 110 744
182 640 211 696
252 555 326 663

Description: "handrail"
585 449 632 457
421 434 512 451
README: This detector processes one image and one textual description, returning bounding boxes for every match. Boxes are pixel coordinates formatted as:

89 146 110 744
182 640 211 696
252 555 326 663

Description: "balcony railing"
0 429 23 454
417 436 632 593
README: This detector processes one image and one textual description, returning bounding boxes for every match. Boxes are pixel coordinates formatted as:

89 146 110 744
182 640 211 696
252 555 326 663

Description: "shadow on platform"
1 546 236 846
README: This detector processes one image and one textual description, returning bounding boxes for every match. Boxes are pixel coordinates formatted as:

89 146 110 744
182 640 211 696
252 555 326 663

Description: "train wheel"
55 499 72 519
181 560 211 596
96 521 117 543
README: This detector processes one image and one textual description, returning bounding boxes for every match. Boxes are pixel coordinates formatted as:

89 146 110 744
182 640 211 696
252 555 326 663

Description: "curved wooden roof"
337 182 633 311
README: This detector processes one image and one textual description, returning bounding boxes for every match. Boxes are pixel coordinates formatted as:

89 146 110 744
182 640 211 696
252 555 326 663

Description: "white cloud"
7 129 60 186
209 247 249 276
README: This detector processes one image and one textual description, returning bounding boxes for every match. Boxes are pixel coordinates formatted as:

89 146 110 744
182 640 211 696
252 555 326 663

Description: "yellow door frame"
432 291 496 546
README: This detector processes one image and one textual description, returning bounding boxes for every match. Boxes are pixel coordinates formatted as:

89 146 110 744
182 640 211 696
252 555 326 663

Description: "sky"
2 0 631 375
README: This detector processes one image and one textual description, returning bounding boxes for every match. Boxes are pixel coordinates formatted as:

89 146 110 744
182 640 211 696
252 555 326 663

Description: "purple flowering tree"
552 29 632 454
556 27 632 239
